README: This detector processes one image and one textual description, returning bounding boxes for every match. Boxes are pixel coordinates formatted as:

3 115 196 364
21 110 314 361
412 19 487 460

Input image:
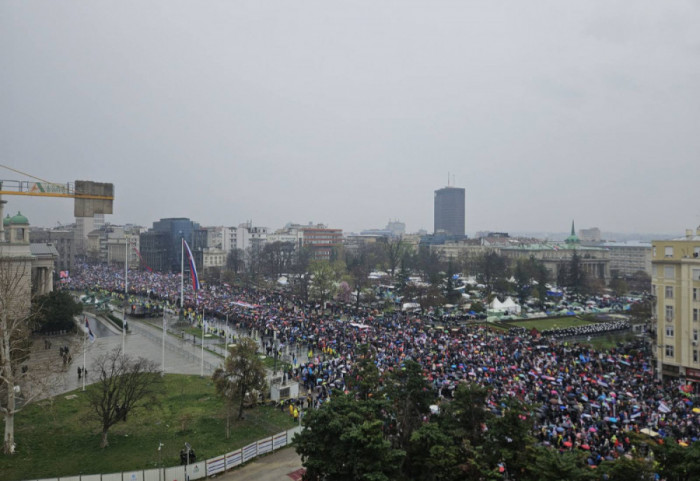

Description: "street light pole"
123 235 128 353
185 442 191 481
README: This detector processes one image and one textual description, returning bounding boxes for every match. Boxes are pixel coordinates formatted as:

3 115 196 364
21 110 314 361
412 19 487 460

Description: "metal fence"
24 426 303 481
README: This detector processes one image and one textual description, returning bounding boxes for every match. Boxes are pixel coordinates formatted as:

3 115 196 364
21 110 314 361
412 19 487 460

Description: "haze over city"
2 1 699 235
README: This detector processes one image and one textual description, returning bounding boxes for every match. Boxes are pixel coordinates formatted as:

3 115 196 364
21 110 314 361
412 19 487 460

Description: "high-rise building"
434 186 465 236
652 229 700 382
139 218 206 273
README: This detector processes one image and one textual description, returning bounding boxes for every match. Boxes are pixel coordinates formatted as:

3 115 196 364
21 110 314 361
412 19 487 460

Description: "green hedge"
106 313 127 331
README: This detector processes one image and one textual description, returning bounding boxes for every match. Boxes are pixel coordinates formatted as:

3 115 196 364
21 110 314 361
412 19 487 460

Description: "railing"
23 426 303 481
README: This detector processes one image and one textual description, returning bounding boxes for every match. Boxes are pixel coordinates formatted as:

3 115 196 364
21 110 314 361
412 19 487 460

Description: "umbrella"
581 444 590 450
563 441 573 447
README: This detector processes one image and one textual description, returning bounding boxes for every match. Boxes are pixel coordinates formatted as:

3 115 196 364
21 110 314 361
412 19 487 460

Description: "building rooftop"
30 243 59 257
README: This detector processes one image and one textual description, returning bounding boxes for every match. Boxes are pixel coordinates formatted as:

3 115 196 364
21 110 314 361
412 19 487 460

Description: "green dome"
2 215 10 226
10 211 29 225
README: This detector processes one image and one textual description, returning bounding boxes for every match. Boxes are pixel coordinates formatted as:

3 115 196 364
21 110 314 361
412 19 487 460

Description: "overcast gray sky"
2 1 699 235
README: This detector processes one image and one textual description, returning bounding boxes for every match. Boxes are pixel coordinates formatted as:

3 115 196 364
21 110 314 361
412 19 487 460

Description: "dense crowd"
67 265 700 464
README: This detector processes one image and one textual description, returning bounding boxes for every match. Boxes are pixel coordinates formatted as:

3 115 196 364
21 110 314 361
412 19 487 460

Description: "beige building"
202 247 227 270
652 229 700 382
602 241 652 277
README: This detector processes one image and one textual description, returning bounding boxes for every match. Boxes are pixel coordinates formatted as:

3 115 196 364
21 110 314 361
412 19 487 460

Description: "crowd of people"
539 319 631 339
67 264 700 463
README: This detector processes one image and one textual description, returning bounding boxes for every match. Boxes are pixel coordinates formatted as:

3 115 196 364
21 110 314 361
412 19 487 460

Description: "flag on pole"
183 239 201 293
85 317 95 343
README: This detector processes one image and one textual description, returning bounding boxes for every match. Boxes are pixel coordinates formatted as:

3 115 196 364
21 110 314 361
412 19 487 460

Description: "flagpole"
82 326 86 392
123 235 128 353
201 306 204 377
180 237 184 313
162 307 166 375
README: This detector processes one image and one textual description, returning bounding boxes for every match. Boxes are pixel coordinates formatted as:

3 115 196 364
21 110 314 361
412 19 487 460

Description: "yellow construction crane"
0 164 114 216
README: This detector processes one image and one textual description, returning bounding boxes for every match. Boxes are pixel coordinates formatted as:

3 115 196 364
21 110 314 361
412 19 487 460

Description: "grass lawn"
505 317 595 332
0 375 296 481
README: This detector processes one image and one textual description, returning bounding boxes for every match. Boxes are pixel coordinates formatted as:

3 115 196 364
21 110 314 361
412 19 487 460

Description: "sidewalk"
216 447 304 481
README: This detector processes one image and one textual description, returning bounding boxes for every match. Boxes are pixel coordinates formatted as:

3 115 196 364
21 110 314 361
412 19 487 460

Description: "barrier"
186 461 206 481
257 436 273 455
205 455 225 476
143 469 160 481
241 442 257 463
165 466 184 481
31 428 298 481
122 471 142 481
273 432 287 450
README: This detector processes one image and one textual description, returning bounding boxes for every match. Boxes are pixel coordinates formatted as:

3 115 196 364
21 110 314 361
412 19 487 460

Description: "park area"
0 375 297 481
502 316 596 332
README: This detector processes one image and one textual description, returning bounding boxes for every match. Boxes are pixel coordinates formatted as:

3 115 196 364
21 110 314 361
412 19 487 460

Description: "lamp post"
123 234 129 353
184 442 191 481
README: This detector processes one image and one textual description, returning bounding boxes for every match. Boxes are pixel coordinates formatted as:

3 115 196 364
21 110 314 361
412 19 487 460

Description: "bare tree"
0 257 33 454
383 238 407 280
86 347 163 448
212 337 266 434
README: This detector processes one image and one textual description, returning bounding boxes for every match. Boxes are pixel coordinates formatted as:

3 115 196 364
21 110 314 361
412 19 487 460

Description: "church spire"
565 220 580 245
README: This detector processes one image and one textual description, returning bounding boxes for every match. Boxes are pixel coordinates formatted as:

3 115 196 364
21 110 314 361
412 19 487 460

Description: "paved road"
216 448 304 481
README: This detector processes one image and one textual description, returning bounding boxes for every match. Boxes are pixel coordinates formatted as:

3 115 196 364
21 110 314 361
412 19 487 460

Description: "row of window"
664 305 700 322
652 286 700 301
655 265 700 280
655 246 700 258
664 325 699 339
664 346 700 363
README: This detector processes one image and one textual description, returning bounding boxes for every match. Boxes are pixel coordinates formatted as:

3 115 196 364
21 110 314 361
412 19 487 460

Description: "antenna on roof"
447 171 450 187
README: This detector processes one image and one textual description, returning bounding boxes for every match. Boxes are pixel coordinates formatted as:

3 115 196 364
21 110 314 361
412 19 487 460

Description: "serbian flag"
85 317 95 343
183 239 201 293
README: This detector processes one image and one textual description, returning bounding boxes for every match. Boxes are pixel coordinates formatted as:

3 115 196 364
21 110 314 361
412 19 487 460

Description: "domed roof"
2 214 10 226
9 211 29 225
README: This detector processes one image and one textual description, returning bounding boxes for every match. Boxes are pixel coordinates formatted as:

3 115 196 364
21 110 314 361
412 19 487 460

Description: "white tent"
488 297 505 311
502 296 522 315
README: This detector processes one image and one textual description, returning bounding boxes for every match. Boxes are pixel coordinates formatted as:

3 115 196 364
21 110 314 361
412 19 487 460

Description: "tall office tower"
434 186 465 236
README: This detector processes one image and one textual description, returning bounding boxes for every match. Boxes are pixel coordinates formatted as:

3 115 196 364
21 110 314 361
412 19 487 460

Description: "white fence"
24 426 303 481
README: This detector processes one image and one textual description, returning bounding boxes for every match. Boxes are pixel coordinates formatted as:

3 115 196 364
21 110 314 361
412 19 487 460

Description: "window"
695 309 699 322
665 266 676 279
665 286 674 299
666 305 674 322
652 284 657 297
665 345 675 357
694 330 699 342
694 269 700 281
694 350 699 363
665 246 674 258
666 326 674 337
653 246 657 257
695 288 699 301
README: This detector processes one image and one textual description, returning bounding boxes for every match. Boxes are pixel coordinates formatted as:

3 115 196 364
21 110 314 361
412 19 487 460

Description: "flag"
85 317 95 343
133 247 153 272
183 239 201 293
